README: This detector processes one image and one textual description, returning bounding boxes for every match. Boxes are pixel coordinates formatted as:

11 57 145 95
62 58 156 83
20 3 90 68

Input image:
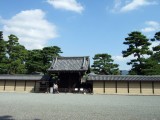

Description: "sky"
0 0 160 70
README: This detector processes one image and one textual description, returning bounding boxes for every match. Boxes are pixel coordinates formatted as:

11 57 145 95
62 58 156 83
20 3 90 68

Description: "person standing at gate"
53 83 59 94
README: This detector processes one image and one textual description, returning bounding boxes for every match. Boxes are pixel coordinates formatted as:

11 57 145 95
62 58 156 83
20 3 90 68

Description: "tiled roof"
0 75 50 81
87 75 160 81
48 56 90 72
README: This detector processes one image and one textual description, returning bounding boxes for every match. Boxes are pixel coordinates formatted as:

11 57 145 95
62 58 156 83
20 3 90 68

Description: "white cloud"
121 0 157 12
111 0 122 13
1 9 58 50
149 41 159 51
111 0 158 13
47 0 84 13
112 55 134 70
141 21 160 33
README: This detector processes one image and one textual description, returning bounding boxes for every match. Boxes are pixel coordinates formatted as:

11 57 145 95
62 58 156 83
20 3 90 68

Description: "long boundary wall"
0 80 41 93
93 81 160 95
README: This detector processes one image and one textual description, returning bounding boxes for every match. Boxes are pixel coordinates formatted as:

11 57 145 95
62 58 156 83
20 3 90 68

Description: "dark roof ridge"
0 74 50 81
55 56 89 58
0 74 43 76
87 74 160 81
89 75 160 77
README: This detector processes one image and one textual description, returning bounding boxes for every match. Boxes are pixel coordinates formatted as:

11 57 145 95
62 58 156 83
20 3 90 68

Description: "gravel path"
0 93 160 120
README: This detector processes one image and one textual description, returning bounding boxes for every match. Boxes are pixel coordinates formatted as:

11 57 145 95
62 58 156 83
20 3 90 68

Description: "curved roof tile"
87 75 160 81
48 56 90 72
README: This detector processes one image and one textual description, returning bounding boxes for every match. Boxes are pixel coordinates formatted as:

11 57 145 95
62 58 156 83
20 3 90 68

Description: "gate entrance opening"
58 73 81 92
48 56 90 93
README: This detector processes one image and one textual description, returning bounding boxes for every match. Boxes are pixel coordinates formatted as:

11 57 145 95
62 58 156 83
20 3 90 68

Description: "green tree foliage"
143 31 160 75
122 31 152 75
25 49 43 74
152 31 160 53
41 46 62 74
26 46 62 74
6 34 28 74
0 31 8 73
0 31 63 74
141 57 160 75
91 53 120 75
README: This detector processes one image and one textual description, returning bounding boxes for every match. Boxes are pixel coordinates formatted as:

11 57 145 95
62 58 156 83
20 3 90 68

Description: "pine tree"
26 46 62 74
0 31 7 73
122 31 152 75
6 34 27 74
144 31 160 75
91 53 120 75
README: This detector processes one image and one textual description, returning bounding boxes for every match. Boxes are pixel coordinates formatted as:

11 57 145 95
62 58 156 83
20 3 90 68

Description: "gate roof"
48 56 90 72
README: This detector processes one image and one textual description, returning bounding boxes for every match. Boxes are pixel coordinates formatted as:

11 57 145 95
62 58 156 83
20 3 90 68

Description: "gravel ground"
0 93 160 120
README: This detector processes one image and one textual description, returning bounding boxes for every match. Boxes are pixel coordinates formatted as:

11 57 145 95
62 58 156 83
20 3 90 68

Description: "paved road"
0 93 160 120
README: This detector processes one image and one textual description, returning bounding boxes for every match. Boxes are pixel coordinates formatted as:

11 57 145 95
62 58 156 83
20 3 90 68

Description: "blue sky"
0 0 160 70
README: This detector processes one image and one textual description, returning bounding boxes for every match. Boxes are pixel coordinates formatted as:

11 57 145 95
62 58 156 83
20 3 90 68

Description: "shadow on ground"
0 115 13 120
0 115 41 120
